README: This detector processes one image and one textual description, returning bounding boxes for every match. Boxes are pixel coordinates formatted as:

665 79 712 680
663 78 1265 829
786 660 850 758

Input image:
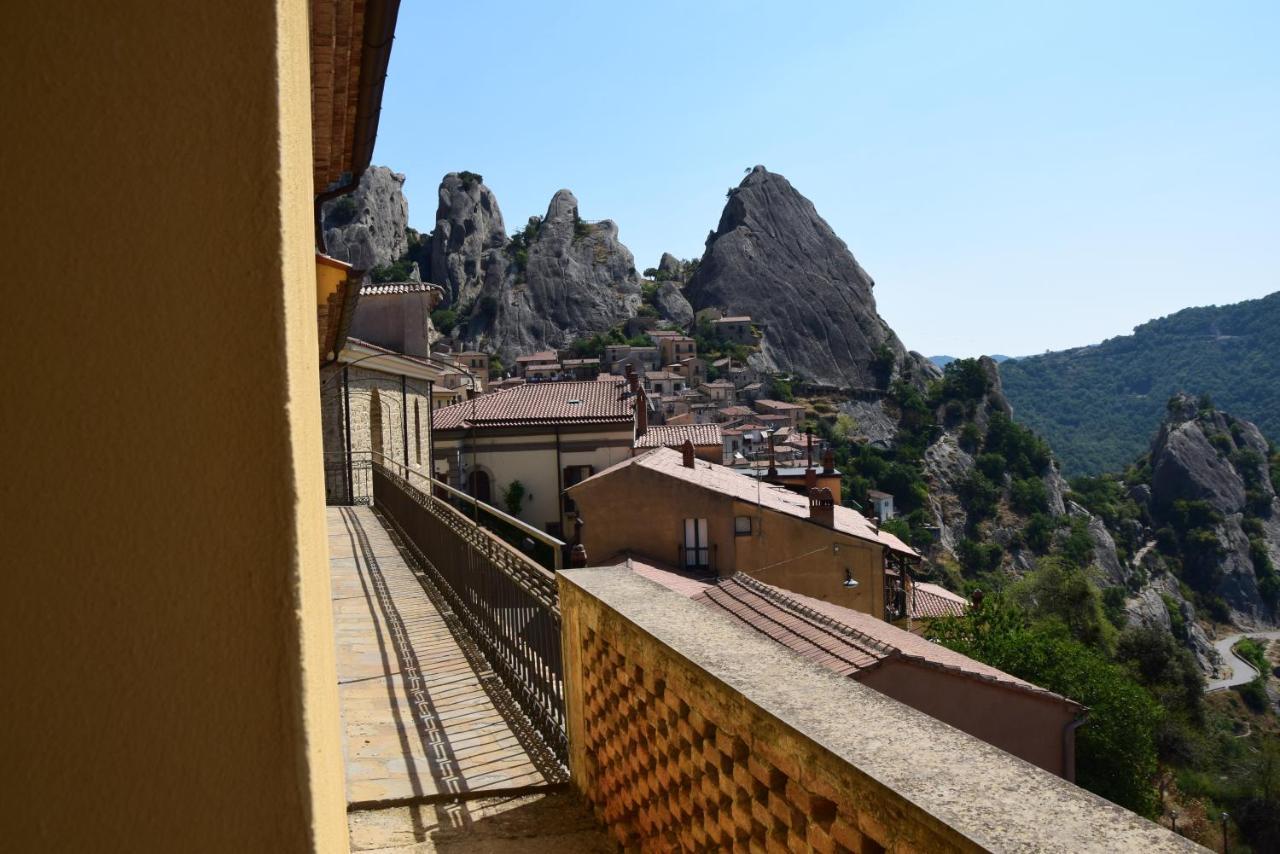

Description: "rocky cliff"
428 171 508 307
454 187 642 363
685 166 936 389
1145 394 1280 623
321 166 410 270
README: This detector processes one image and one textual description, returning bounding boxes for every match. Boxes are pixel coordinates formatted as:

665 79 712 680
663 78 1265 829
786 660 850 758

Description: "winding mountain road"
1206 631 1280 692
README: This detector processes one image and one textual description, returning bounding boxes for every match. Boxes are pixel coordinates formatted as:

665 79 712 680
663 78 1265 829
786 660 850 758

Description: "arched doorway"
466 470 491 504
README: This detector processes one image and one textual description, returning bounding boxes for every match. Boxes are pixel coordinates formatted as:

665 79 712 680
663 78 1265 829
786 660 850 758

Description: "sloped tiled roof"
755 399 805 410
360 281 441 296
433 380 634 430
515 350 558 363
625 566 1070 705
910 582 970 619
634 424 723 449
572 448 918 558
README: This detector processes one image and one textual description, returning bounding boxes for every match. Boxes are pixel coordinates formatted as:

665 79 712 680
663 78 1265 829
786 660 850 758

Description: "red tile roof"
634 424 723 449
909 582 970 619
515 350 558 363
755 399 805 411
360 281 441 295
433 380 635 430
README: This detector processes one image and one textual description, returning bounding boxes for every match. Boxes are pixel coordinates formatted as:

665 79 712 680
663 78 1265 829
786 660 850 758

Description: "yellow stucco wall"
2 2 346 850
434 426 635 533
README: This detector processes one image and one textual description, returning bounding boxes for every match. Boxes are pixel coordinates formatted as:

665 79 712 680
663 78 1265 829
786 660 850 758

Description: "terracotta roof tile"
635 424 723 449
359 281 441 295
909 582 970 619
755 399 805 410
433 380 634 430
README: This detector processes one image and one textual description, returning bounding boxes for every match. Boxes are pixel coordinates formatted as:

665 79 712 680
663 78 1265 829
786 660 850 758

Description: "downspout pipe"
1063 713 1087 782
401 374 408 469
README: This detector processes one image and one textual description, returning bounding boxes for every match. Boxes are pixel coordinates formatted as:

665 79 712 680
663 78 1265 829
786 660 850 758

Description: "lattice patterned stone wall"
576 622 968 853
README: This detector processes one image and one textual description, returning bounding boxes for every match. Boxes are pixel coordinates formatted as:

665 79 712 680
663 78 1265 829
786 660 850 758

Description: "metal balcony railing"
367 453 569 764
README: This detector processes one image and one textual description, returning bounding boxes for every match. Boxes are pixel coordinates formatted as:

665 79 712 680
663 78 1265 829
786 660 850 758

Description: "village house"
560 357 601 380
514 350 560 378
700 378 737 403
623 562 1080 779
712 315 761 346
349 280 443 356
658 394 690 422
657 333 697 366
754 398 806 428
566 446 920 618
868 488 896 521
453 350 491 377
431 378 640 537
607 346 660 377
715 403 755 424
644 369 686 396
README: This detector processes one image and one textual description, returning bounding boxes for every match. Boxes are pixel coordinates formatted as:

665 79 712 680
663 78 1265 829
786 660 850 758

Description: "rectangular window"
683 518 709 569
734 516 752 536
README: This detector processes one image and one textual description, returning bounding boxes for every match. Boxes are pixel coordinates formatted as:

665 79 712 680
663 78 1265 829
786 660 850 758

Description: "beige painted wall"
2 1 346 850
435 425 634 533
859 659 1076 778
571 465 884 615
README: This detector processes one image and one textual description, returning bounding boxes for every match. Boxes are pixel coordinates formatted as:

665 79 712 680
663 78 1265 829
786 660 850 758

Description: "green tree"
503 480 527 517
1010 557 1117 653
931 599 1160 815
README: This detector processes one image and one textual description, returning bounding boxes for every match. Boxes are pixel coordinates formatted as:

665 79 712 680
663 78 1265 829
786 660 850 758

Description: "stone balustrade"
558 567 1204 853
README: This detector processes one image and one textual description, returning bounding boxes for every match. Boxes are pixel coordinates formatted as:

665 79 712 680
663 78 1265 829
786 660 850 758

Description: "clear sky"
376 1 1278 358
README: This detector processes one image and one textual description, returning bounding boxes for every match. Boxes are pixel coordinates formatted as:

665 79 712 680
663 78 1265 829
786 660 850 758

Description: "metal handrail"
364 451 566 570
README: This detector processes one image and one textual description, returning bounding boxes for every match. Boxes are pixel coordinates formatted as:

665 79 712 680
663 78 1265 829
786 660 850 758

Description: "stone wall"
321 364 434 502
559 568 1202 853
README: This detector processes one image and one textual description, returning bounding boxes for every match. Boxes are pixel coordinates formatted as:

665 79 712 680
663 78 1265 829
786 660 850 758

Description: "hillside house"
431 378 640 536
712 315 760 345
755 398 806 428
514 350 560 378
658 334 697 365
566 446 920 618
868 489 895 521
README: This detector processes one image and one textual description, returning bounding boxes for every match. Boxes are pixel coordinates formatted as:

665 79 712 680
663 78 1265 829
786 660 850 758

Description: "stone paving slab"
329 506 553 810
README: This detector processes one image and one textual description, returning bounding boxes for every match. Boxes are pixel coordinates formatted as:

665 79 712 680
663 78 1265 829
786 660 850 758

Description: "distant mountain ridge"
1000 292 1280 475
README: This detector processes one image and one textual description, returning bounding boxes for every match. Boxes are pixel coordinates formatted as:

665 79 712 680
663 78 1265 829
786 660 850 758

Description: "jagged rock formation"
1145 394 1280 622
685 166 937 389
321 166 409 270
460 189 641 362
653 282 693 327
657 252 682 279
428 172 508 307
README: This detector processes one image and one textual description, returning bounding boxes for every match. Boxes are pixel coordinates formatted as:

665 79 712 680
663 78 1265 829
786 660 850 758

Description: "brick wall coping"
560 567 1204 853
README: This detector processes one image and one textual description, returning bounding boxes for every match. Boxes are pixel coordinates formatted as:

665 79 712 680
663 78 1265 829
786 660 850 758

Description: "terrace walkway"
329 506 612 852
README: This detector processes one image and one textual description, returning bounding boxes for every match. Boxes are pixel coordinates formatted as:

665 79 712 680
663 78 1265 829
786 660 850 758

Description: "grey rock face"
657 252 682 278
685 166 937 389
463 189 641 363
1147 394 1280 622
322 166 410 270
653 282 693 327
428 172 508 307
1088 516 1129 586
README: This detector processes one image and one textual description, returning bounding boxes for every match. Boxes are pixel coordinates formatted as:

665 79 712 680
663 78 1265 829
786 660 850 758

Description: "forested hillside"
1001 292 1280 475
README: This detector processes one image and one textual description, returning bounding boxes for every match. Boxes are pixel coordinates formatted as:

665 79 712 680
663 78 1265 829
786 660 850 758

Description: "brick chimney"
808 487 835 528
681 439 696 468
635 386 649 436
822 449 835 476
626 363 640 396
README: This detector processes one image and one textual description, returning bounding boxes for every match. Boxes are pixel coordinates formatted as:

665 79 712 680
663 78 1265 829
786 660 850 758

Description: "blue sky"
376 1 1278 357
